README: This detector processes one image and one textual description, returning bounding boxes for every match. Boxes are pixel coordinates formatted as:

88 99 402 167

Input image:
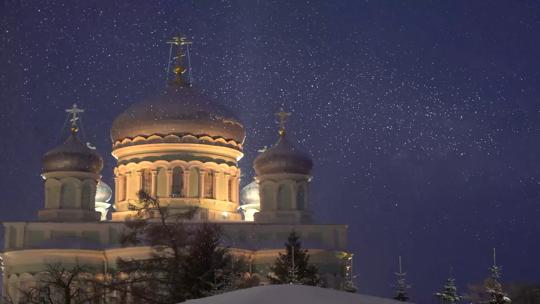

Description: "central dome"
111 86 246 147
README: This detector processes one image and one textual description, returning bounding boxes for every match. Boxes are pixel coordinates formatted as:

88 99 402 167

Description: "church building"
0 41 351 302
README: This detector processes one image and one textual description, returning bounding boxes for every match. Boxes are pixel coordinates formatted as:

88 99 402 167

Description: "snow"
184 284 411 304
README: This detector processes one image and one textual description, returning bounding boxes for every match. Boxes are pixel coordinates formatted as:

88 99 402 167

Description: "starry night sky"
1 0 539 302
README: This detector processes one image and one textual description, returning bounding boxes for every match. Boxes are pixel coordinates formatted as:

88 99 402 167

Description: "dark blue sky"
1 0 539 302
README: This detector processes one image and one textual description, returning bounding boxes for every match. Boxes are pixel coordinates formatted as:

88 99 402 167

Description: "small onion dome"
240 181 260 206
110 86 245 147
42 133 103 174
254 134 313 176
95 180 113 203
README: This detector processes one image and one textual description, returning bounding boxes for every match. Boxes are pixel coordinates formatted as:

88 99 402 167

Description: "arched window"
228 177 234 202
189 168 199 197
204 171 214 198
118 174 127 201
296 185 305 210
61 182 77 208
142 170 152 194
277 184 292 210
172 167 183 197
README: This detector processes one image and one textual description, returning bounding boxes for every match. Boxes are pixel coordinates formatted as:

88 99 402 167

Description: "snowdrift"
184 284 411 304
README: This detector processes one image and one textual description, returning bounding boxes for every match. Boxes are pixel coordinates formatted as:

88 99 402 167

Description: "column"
224 174 231 202
165 168 172 198
182 170 190 197
150 169 158 197
198 170 206 199
114 174 119 203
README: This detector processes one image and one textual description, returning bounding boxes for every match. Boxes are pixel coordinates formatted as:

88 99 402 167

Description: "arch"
204 171 214 198
172 167 183 197
60 181 77 208
156 167 168 197
296 184 306 210
189 167 199 197
277 184 292 210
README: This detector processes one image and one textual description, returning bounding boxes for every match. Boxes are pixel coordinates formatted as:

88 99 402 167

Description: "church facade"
1 69 351 303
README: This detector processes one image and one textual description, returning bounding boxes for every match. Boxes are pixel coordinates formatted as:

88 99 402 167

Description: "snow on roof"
184 284 411 304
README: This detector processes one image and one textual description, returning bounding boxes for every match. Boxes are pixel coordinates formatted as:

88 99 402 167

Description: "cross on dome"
275 109 291 136
65 103 84 133
166 36 193 86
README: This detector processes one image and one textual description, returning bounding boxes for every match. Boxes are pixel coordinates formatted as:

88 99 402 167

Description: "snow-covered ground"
184 284 411 304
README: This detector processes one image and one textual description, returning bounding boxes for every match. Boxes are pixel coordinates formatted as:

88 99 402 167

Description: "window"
61 182 77 208
228 177 234 202
296 185 305 210
189 168 199 197
172 167 183 197
277 184 292 210
142 169 152 193
204 171 214 198
119 174 126 201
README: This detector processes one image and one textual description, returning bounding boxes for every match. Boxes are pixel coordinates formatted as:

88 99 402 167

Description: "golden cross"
275 109 291 136
166 36 193 83
65 103 84 133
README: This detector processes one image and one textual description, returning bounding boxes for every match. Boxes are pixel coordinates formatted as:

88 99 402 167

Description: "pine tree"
435 276 462 304
268 231 322 286
393 256 411 302
115 191 237 303
485 249 511 304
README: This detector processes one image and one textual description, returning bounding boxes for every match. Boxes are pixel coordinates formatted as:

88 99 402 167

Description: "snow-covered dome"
95 180 112 203
42 132 103 174
240 181 260 206
111 86 245 150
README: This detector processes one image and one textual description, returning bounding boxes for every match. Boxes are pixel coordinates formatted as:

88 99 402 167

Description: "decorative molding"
113 133 243 151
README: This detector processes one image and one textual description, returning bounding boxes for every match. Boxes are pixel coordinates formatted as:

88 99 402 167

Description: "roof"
111 86 245 145
183 284 412 304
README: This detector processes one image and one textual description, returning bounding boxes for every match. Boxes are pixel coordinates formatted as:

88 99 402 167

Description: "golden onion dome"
42 133 103 174
254 134 313 176
110 86 245 149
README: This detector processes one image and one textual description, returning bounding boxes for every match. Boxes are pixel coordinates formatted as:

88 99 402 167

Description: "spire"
65 103 84 133
393 256 411 302
275 108 291 136
490 248 501 280
166 36 193 87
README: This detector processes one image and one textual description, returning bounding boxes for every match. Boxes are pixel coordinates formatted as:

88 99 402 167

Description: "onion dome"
42 132 103 174
95 180 113 203
254 134 313 176
240 181 261 206
110 86 245 149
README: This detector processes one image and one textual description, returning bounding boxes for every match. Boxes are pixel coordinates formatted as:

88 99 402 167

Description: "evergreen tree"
268 231 321 286
115 191 237 303
435 276 462 304
393 256 411 302
485 249 511 304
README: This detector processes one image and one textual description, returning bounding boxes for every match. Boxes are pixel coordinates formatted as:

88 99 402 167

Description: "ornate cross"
166 36 193 85
65 103 84 133
275 109 291 136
